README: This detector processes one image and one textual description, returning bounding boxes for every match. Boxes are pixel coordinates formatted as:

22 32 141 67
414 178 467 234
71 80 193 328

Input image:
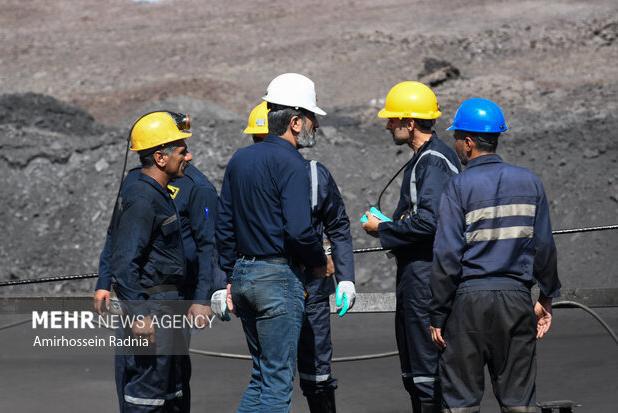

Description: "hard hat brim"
378 109 442 120
262 96 327 116
243 126 269 135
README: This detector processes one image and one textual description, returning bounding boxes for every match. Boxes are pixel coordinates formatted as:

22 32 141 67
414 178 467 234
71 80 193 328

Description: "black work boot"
306 390 336 413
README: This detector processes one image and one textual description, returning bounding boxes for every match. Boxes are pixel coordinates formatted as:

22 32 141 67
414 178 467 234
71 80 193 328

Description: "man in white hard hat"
216 73 328 413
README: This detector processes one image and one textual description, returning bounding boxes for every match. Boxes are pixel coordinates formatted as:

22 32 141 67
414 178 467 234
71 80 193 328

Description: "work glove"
210 289 230 321
335 281 356 317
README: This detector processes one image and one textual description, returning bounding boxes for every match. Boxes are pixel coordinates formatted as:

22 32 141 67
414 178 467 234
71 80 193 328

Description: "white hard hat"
262 73 326 116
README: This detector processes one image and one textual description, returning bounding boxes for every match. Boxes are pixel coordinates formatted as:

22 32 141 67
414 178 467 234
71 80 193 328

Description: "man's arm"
110 196 155 302
187 184 219 304
429 181 465 330
532 180 561 339
216 166 237 281
94 230 113 314
318 166 354 283
378 158 457 250
281 160 326 269
533 180 561 299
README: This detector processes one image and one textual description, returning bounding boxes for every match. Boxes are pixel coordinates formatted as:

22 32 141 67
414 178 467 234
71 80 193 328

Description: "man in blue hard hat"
361 81 461 413
238 101 356 413
429 98 561 412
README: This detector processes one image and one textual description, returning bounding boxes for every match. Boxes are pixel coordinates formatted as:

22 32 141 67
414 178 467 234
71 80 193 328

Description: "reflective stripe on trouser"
395 258 440 411
439 290 536 412
298 295 338 396
232 259 306 413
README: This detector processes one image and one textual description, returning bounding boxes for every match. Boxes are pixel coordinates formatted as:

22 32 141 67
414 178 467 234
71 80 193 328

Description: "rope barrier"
0 224 616 288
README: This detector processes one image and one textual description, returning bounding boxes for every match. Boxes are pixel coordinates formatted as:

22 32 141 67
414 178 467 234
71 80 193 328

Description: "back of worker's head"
448 98 507 162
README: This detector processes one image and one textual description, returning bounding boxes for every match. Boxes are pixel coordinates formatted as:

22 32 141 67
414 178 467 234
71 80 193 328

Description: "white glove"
335 281 356 317
210 289 230 321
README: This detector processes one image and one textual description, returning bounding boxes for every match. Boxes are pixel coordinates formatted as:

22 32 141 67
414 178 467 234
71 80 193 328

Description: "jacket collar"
264 134 298 152
466 153 503 169
138 172 172 198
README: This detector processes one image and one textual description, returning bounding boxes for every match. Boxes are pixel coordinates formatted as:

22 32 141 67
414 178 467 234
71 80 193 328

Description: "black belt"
144 284 180 296
238 254 289 264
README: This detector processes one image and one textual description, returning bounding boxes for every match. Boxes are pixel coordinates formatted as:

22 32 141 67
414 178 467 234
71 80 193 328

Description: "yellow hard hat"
378 81 441 120
243 101 269 135
130 111 192 152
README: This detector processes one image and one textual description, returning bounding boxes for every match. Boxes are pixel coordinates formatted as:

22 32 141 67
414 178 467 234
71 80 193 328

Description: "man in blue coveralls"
361 82 461 412
429 98 561 412
241 101 356 413
216 73 328 413
96 111 226 412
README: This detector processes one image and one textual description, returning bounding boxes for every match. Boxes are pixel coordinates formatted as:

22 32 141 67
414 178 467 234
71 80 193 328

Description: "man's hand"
335 281 356 317
187 304 213 329
132 316 155 344
93 289 111 315
326 255 335 277
430 326 446 349
535 296 553 339
361 210 381 236
226 283 235 315
211 288 231 321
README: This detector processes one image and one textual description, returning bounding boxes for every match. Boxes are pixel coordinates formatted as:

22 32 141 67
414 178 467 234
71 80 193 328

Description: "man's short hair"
471 132 500 153
138 141 182 167
267 103 312 136
413 118 435 133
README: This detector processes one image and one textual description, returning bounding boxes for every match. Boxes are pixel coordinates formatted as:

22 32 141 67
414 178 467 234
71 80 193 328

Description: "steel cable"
1 225 617 287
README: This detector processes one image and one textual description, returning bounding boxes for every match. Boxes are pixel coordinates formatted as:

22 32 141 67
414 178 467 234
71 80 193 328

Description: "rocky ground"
0 0 616 294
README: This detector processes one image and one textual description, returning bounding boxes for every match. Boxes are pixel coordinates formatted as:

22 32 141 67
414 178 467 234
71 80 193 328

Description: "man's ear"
153 150 168 168
290 115 303 134
464 136 475 151
406 119 415 132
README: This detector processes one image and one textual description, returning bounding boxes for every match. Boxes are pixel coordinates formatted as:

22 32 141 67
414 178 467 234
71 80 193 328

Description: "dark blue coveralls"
430 154 561 412
377 134 460 411
99 164 225 412
299 160 354 406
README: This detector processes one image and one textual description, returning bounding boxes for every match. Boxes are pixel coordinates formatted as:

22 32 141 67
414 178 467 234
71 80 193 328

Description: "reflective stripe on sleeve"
465 204 536 225
412 376 436 384
310 160 318 212
466 226 534 243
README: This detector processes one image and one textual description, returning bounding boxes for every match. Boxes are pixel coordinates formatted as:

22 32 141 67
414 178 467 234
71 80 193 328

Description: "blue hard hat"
447 98 508 133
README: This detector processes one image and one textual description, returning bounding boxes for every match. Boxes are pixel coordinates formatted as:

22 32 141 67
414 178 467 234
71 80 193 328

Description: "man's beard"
297 124 316 148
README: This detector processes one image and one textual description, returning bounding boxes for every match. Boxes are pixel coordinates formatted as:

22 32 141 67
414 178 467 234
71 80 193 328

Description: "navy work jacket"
216 134 326 278
106 172 185 302
378 133 461 260
430 154 561 328
98 165 225 303
310 161 354 284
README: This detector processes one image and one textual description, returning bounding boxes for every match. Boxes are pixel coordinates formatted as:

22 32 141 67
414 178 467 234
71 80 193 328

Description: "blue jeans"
231 258 305 413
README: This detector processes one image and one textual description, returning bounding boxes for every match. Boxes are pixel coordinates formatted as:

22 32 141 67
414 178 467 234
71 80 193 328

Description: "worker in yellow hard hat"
95 111 226 412
361 82 461 413
243 101 269 143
